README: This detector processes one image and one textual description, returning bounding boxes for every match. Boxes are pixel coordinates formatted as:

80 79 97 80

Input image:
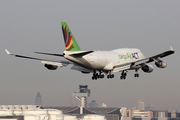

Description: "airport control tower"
73 85 90 108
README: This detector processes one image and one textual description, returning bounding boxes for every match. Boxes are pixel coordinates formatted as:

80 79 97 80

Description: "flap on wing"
132 58 149 66
41 60 72 67
112 64 131 73
71 64 93 73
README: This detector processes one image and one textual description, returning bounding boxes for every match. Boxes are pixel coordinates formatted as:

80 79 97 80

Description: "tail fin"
61 22 81 51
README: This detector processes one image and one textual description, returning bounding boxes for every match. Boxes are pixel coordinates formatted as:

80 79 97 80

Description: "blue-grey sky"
0 0 180 110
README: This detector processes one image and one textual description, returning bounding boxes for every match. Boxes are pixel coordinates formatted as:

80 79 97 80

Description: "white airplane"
5 22 175 80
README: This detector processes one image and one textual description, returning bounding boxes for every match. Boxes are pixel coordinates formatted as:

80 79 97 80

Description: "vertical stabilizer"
61 22 81 51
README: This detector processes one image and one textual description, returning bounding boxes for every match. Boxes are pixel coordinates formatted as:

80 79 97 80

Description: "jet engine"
142 64 153 73
155 60 167 68
44 64 58 70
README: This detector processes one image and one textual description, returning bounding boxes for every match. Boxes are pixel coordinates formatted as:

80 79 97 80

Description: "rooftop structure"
44 106 126 120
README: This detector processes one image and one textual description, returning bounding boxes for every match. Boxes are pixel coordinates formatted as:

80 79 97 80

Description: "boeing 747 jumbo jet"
5 22 175 80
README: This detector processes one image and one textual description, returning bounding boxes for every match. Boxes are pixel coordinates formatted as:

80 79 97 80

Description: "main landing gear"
120 70 127 80
92 71 104 80
107 73 114 79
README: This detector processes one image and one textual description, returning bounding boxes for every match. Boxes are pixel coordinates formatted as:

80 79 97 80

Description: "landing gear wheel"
102 75 104 78
134 73 139 77
134 69 139 78
120 70 127 80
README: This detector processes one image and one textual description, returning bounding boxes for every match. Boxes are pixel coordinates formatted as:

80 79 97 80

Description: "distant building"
125 109 153 117
152 110 168 118
145 104 154 111
102 103 107 108
168 111 178 118
138 100 145 110
88 100 98 108
35 92 42 106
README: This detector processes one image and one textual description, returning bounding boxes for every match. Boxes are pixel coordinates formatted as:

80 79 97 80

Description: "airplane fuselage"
64 48 146 71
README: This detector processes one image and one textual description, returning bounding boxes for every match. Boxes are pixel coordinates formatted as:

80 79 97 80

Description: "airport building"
0 105 107 120
0 105 126 120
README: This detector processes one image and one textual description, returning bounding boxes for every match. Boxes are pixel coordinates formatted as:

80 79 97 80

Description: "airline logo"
119 53 139 60
62 26 74 51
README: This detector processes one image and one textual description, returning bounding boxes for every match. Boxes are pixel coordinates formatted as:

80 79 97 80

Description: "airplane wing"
5 49 94 72
112 46 175 72
5 49 72 67
133 45 175 66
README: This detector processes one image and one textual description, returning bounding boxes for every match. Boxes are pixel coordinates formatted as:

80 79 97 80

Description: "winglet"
170 45 174 51
5 49 11 55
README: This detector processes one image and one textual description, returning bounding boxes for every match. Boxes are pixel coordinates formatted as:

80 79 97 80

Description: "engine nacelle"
44 64 58 70
155 60 167 68
142 64 153 73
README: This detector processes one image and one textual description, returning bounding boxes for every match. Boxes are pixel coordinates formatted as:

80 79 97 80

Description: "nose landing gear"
134 69 139 77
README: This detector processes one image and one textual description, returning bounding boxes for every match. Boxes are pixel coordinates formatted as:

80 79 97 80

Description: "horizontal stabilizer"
5 49 42 60
5 49 11 55
70 51 94 57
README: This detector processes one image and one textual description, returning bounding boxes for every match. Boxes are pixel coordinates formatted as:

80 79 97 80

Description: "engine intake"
155 60 167 68
44 64 58 70
142 64 153 73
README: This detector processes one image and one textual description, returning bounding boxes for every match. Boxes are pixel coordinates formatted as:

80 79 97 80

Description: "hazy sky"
0 0 180 111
